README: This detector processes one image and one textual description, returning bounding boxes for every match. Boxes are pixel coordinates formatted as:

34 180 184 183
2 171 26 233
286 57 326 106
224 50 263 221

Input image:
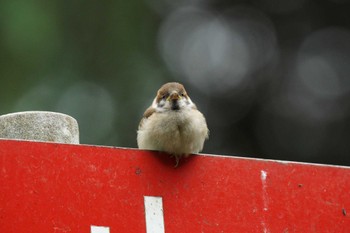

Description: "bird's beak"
167 92 181 101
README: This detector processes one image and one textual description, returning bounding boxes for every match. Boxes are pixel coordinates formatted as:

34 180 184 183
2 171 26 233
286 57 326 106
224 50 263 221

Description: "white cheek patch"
177 99 188 109
184 97 195 109
157 99 166 108
152 98 168 112
185 99 191 105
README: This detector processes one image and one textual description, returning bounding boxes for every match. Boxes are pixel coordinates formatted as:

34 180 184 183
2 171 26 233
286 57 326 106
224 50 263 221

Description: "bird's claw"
170 154 180 168
174 156 180 168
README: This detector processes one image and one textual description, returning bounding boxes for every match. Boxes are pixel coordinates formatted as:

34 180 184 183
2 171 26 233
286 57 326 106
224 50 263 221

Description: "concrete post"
0 111 79 144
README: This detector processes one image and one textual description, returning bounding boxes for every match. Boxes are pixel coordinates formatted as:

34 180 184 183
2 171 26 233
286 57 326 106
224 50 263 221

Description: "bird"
137 82 209 167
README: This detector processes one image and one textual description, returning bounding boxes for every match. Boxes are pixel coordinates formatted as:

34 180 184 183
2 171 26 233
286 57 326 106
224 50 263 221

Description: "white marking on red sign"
260 170 270 233
91 225 110 233
260 170 268 211
144 196 165 233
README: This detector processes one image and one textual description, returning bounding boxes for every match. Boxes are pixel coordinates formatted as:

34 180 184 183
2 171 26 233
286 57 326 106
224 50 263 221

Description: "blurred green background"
1 0 350 165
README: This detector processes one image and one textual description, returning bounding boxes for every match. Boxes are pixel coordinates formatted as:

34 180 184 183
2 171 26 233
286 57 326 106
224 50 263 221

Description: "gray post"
0 111 79 144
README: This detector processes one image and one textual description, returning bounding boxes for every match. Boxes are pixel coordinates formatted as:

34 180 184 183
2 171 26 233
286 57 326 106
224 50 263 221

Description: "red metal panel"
0 139 349 232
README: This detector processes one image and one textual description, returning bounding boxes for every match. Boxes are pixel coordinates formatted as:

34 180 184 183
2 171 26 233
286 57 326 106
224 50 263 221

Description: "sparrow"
137 82 209 167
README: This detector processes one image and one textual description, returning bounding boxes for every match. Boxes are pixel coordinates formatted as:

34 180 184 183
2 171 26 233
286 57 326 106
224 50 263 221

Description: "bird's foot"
174 155 180 168
170 154 181 167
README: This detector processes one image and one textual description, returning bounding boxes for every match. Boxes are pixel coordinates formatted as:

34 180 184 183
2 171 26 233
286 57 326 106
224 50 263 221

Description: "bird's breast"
137 108 208 154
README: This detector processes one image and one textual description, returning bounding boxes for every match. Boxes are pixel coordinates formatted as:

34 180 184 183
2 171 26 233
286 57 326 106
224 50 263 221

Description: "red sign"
1 140 350 232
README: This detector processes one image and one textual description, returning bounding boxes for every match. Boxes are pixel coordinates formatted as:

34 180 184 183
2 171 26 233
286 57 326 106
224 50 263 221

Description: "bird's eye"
181 93 186 97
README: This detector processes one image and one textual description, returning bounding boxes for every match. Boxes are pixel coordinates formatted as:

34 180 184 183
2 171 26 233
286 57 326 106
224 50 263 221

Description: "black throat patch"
171 100 180 110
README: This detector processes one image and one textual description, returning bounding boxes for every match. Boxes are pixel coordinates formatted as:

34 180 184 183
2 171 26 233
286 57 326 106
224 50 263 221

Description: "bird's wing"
138 107 156 129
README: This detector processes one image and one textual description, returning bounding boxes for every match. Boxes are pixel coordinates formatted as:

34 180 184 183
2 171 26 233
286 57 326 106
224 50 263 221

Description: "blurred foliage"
1 0 350 165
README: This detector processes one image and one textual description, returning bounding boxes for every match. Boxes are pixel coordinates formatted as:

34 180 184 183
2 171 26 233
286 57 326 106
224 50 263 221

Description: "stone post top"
0 111 79 144
0 111 73 117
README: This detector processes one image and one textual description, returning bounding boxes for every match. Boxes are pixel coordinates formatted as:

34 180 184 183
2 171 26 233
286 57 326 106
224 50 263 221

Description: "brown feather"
138 107 156 129
143 107 156 118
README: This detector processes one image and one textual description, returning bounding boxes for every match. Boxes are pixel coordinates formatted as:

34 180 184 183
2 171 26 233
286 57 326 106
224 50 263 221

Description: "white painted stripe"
260 170 270 233
260 170 269 211
144 196 165 233
91 225 110 233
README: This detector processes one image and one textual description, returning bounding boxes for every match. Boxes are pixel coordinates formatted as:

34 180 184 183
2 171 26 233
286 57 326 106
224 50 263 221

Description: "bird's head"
152 82 196 112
